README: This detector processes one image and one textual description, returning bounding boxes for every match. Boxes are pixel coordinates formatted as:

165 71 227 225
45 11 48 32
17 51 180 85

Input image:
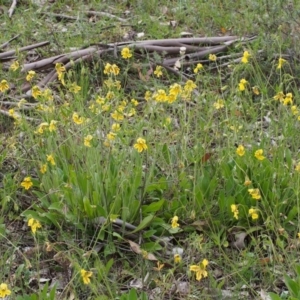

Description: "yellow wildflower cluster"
104 63 120 76
248 188 261 200
81 269 93 284
0 79 9 92
28 218 42 234
35 120 57 134
273 91 300 121
241 50 250 64
231 204 239 220
55 62 66 85
134 138 148 152
0 283 11 298
190 259 209 281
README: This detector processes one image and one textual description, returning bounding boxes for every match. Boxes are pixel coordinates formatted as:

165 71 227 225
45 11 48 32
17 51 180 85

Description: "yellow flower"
174 254 182 264
283 92 293 106
69 83 81 94
111 110 124 121
254 149 265 161
144 91 152 101
46 154 56 166
72 112 84 125
154 65 163 78
17 98 27 108
28 218 42 234
58 72 65 85
134 138 148 152
40 164 47 174
209 54 217 61
298 233 300 239
181 90 192 101
236 145 245 157
168 93 177 104
10 60 20 71
238 79 248 91
21 176 33 190
241 51 250 64
190 259 209 281
291 105 299 115
249 208 259 220
171 216 179 228
0 80 9 92
154 89 168 102
184 80 197 92
115 80 121 90
107 132 116 141
104 63 112 74
0 283 11 298
96 96 105 105
213 99 225 109
248 188 261 200
244 176 252 186
81 269 93 284
169 83 182 97
55 62 66 74
153 261 164 271
36 122 49 134
277 57 287 69
32 86 42 99
49 120 57 132
252 86 260 95
273 91 285 102
111 123 121 132
127 108 136 117
106 91 115 100
26 70 36 81
295 162 300 172
121 47 132 59
231 204 239 220
194 63 204 73
84 135 93 147
111 64 120 76
42 88 54 101
8 109 17 119
131 99 139 106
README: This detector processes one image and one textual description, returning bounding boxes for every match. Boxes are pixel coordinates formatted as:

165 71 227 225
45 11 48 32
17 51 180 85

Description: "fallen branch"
86 10 128 23
8 0 17 18
0 41 50 60
0 34 20 50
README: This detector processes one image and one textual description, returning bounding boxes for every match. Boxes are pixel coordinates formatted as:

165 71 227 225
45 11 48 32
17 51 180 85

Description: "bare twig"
0 109 37 121
8 0 17 18
0 34 20 50
86 10 128 22
0 41 50 60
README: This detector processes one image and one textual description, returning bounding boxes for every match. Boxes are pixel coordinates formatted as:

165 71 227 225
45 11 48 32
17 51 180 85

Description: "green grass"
1 0 300 299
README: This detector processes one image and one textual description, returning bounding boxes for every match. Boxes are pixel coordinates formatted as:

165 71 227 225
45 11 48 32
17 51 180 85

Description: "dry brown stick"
133 44 208 54
107 36 239 47
162 43 235 66
8 0 17 18
0 41 50 60
86 10 128 22
0 109 37 121
22 46 99 72
0 34 20 50
31 48 113 89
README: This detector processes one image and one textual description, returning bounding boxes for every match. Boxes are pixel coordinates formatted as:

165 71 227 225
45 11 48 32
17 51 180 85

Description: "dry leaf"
128 240 142 254
231 232 247 250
